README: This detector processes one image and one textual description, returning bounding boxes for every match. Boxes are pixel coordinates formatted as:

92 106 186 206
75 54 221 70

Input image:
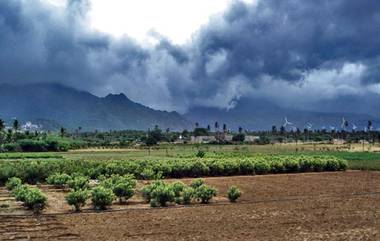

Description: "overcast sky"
0 0 379 113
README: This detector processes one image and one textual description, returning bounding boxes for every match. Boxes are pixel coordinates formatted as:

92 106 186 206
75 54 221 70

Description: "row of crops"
0 155 347 185
6 175 241 213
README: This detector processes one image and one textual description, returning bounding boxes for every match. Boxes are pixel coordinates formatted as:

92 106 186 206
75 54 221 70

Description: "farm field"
61 143 380 170
0 144 380 241
1 171 379 240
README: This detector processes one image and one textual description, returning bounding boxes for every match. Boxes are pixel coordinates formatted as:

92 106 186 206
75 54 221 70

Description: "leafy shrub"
17 139 47 152
149 198 160 207
23 188 47 213
12 184 29 202
6 177 22 190
254 161 270 174
193 185 217 204
150 184 175 207
190 178 205 189
46 173 71 187
182 187 194 205
141 181 164 203
140 168 163 180
68 176 89 191
3 143 21 152
113 182 135 203
91 186 115 210
65 189 89 212
170 181 185 197
195 150 206 158
227 186 241 202
283 159 300 173
100 175 136 203
100 174 136 189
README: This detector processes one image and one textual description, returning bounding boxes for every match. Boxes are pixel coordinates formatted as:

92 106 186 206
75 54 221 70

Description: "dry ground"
1 171 379 241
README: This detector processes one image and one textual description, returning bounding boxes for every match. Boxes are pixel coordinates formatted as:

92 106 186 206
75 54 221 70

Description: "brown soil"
1 171 379 240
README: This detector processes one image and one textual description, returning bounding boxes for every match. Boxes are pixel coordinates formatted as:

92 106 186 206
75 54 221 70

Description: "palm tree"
271 125 277 133
60 127 66 138
214 121 219 131
0 119 5 131
12 119 19 132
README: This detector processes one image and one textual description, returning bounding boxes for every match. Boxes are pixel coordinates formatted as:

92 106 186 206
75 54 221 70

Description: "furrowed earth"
1 171 379 241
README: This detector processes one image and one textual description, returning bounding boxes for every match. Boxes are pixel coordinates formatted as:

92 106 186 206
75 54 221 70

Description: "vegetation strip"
0 155 347 185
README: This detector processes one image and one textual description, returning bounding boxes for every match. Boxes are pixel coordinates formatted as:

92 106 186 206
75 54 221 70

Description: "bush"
68 176 89 191
6 177 22 190
100 175 136 203
150 184 175 207
149 198 160 207
65 189 89 212
23 188 47 213
182 187 194 205
170 181 185 198
46 173 71 187
91 186 115 210
190 178 205 189
195 150 206 158
3 143 21 152
113 182 135 203
100 174 136 189
227 186 241 202
17 139 47 152
141 181 164 203
193 185 217 204
12 185 29 202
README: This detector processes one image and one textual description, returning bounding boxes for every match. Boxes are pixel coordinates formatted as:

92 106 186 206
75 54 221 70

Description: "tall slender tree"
0 119 5 131
12 119 19 132
214 121 219 131
60 127 66 138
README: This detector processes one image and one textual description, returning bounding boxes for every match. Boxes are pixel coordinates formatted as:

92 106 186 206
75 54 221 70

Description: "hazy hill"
0 83 378 132
0 83 191 131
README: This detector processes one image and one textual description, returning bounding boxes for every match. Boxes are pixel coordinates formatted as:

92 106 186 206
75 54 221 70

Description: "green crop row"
0 155 347 185
0 152 63 160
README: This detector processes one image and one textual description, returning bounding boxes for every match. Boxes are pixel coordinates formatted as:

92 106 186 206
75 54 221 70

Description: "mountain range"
0 83 191 131
0 83 378 131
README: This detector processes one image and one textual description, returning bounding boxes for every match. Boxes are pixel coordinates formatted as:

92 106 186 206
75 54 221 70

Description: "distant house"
245 135 260 142
224 134 233 142
190 136 216 144
332 139 346 145
21 121 41 132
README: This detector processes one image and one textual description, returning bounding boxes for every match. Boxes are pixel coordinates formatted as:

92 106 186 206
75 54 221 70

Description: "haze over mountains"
0 83 190 131
0 83 378 131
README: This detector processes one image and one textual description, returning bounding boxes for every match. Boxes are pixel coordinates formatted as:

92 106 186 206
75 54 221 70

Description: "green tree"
60 127 66 138
193 128 208 137
12 119 19 132
0 119 5 131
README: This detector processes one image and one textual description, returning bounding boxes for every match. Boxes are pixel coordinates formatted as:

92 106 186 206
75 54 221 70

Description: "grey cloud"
0 0 379 114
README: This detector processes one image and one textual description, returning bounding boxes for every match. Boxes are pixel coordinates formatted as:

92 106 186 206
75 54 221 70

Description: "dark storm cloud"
0 0 379 113
192 0 380 82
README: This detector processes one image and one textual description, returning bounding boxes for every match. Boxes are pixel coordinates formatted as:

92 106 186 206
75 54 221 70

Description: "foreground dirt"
1 171 379 240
